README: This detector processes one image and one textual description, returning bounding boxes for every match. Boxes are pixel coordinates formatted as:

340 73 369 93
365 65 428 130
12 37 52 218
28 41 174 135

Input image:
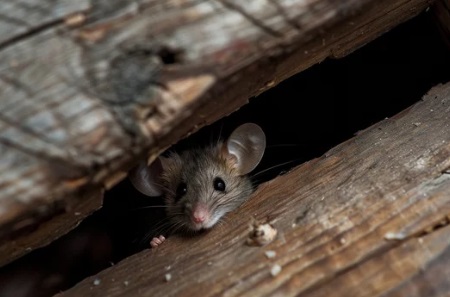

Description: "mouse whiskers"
251 159 303 179
213 188 254 208
217 216 231 229
136 218 172 247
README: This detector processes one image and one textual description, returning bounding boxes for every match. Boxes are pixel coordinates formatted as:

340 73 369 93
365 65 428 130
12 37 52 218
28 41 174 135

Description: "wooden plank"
307 221 450 297
0 0 89 45
56 82 450 297
0 188 103 267
0 0 436 266
305 222 450 297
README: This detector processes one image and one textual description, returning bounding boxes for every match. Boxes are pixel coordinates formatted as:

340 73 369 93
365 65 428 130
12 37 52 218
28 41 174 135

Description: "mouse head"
129 123 266 232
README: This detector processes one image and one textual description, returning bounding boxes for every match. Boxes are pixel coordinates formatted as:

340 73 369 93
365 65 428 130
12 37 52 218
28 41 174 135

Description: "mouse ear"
224 123 266 175
129 157 164 196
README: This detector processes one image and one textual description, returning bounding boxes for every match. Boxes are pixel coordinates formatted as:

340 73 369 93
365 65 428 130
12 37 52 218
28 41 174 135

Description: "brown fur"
159 142 254 232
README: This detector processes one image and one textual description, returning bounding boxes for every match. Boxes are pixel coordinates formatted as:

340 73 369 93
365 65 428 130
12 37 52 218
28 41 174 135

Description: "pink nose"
192 204 209 224
193 214 205 223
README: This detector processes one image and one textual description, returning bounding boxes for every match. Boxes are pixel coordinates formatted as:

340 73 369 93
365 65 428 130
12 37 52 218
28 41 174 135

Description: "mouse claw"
150 235 166 248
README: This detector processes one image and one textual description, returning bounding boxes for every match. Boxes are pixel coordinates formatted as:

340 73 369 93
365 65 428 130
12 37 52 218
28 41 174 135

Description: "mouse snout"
192 203 210 224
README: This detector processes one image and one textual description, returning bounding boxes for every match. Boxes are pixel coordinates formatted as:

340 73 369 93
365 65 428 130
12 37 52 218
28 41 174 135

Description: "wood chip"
264 250 276 259
270 264 282 276
246 222 278 246
384 232 407 240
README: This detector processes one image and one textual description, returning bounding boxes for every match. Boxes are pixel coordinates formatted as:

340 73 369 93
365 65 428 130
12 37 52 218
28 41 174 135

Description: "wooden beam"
0 0 436 265
0 188 102 267
56 82 450 296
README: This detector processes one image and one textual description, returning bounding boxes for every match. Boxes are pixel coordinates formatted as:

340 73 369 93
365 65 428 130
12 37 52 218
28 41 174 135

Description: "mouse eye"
213 177 226 192
176 182 187 199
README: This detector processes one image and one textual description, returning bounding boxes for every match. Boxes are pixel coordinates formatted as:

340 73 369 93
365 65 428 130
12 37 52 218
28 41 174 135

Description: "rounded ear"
225 123 266 175
129 157 164 196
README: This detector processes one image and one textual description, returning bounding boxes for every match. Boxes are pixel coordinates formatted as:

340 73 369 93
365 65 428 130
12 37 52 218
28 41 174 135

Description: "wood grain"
0 188 103 267
0 0 436 265
56 83 450 297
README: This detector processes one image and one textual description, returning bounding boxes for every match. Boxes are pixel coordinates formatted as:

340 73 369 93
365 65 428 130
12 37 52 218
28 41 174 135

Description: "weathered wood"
0 189 103 267
0 0 435 266
0 0 90 45
56 82 450 297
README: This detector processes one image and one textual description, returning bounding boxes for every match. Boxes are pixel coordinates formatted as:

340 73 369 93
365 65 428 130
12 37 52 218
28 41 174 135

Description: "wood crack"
0 18 63 51
298 240 403 296
298 220 450 296
267 0 303 31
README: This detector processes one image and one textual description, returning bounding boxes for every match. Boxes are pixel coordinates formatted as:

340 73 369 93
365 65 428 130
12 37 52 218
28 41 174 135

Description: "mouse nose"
193 215 205 223
192 204 209 224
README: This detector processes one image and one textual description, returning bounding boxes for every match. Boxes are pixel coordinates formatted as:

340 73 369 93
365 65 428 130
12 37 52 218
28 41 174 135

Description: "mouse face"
129 123 266 232
160 145 254 231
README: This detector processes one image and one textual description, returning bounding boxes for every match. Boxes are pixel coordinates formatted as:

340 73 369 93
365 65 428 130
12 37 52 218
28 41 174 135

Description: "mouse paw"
150 235 166 248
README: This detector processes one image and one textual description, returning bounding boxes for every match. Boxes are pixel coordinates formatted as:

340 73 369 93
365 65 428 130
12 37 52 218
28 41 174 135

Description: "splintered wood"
246 221 278 246
57 83 450 297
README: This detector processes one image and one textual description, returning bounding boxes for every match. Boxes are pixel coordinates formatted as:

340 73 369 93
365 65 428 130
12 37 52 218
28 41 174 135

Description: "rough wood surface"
0 0 435 266
57 82 450 297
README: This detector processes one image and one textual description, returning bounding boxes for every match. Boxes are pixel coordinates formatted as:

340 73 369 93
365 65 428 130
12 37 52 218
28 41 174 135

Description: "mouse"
129 123 266 247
